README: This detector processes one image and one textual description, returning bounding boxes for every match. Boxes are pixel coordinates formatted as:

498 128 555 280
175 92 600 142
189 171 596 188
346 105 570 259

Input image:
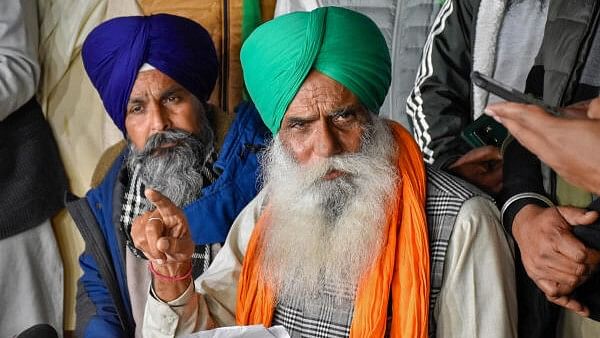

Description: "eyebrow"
286 116 315 125
159 85 185 101
127 85 186 105
127 95 145 106
328 104 362 116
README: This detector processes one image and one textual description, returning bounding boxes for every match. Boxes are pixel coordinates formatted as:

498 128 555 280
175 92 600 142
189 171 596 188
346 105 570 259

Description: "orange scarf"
236 122 429 338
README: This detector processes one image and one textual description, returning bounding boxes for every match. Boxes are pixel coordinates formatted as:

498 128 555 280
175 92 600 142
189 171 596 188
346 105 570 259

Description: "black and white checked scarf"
120 150 219 278
272 280 356 338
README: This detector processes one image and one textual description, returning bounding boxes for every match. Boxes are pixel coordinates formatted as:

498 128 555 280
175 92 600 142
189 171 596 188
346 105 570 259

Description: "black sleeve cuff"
502 197 553 235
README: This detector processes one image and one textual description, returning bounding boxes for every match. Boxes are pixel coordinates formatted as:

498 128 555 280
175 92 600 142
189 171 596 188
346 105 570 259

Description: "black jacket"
502 1 600 336
502 0 600 213
406 0 482 168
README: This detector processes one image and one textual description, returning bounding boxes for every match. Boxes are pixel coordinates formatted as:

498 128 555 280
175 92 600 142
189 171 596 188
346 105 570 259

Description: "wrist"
150 261 193 302
512 204 544 240
150 260 192 282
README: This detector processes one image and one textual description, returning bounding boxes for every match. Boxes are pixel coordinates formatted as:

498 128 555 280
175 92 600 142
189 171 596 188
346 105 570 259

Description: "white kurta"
143 190 517 338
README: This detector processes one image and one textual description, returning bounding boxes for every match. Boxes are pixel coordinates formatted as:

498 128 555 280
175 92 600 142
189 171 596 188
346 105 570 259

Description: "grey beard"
259 115 398 303
126 128 213 208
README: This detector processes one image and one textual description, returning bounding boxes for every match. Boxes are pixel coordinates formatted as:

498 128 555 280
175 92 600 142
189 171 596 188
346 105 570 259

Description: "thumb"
156 237 194 262
558 206 599 226
587 97 600 119
156 237 171 252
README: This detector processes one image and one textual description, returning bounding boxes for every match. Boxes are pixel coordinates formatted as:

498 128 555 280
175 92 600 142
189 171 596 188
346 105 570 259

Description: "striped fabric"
406 0 454 163
269 166 485 337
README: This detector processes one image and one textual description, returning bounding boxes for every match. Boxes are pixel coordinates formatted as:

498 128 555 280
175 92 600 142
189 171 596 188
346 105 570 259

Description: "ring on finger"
148 217 164 225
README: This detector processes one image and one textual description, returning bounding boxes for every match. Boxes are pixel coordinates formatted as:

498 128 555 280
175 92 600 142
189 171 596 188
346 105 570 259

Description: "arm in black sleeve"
406 0 479 168
500 137 553 233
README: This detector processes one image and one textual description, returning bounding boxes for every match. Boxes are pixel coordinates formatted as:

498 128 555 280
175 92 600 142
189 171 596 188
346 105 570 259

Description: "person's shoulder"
90 140 127 188
425 165 489 202
425 166 500 228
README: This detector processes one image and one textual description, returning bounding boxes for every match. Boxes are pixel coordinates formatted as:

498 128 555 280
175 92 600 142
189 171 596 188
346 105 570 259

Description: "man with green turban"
241 6 391 134
137 7 516 338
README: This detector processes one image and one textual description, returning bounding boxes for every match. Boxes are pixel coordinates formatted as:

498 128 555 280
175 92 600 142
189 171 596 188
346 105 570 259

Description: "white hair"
259 114 399 303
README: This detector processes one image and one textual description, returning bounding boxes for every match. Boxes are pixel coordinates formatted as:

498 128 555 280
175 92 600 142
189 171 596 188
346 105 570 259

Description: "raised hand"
485 100 600 194
131 188 195 301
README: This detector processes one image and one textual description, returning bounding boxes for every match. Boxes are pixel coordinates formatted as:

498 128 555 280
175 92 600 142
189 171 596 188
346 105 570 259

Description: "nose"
313 121 342 159
148 102 171 133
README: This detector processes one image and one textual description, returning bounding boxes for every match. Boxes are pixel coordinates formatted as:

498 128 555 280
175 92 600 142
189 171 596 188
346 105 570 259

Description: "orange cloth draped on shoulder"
236 121 430 338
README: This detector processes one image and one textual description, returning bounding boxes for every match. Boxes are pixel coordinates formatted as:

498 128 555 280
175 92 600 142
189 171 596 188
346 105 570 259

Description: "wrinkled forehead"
285 71 362 117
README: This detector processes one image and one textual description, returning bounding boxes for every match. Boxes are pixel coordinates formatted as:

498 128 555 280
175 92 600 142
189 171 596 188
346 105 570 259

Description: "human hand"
448 145 503 194
485 101 600 194
560 99 594 119
131 189 194 277
512 205 600 314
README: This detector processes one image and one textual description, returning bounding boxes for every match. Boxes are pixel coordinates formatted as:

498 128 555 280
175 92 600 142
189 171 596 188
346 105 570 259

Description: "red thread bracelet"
148 262 192 282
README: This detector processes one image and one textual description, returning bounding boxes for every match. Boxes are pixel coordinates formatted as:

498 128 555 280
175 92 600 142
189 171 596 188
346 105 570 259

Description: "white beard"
259 116 398 304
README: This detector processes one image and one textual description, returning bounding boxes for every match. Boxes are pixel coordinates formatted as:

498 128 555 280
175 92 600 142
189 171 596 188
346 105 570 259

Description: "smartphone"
461 72 562 148
471 71 561 116
461 115 508 148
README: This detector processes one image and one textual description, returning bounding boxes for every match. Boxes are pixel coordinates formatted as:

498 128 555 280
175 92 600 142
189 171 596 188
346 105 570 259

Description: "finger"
131 216 150 254
559 99 592 118
145 188 184 227
554 232 588 264
485 103 552 139
170 221 188 239
547 294 589 317
588 97 600 119
485 102 534 122
548 208 589 263
451 146 502 167
486 102 547 120
539 264 586 291
527 252 589 288
145 216 166 261
156 237 194 262
585 249 600 266
482 164 503 194
537 279 574 298
558 207 599 227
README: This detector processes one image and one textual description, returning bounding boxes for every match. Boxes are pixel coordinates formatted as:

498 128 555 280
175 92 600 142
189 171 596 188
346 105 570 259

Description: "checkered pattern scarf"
120 150 218 277
272 281 356 338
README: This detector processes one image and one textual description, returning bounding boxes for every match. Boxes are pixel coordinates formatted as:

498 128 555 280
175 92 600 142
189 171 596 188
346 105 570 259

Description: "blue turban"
82 14 218 134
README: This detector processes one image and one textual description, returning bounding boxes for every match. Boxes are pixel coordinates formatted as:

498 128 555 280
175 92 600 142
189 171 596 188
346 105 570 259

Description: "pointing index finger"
144 188 180 224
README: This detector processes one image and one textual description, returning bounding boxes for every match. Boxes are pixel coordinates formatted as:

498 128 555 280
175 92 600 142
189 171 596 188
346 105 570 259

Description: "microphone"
15 324 58 338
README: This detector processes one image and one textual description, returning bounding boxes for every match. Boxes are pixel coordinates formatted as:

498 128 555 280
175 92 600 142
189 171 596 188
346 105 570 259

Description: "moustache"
136 129 199 158
299 154 367 183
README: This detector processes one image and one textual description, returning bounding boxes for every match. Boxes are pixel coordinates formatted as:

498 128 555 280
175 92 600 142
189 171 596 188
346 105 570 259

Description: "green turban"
241 6 391 134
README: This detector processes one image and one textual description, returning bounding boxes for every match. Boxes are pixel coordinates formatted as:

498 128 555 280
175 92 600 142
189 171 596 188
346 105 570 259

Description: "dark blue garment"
73 102 269 337
81 14 218 134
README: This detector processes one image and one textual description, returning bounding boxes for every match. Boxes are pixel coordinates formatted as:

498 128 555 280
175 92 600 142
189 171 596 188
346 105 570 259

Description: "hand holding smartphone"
471 71 561 116
461 71 561 149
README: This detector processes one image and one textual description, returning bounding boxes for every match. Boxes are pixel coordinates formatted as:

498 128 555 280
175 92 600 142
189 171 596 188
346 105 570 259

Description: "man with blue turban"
66 14 269 337
134 7 516 338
